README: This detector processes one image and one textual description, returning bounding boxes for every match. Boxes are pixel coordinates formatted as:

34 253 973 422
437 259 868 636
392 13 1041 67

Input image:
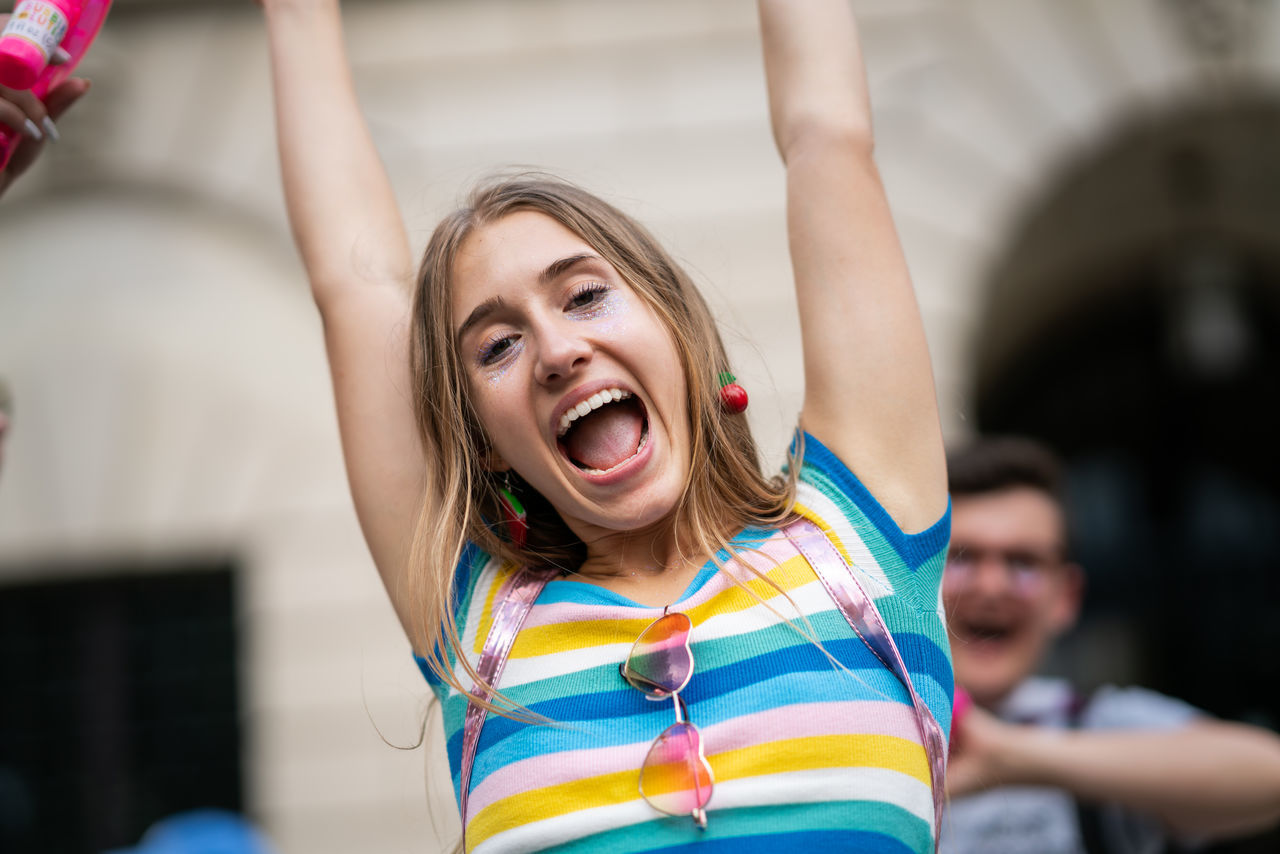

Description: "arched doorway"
974 96 1280 852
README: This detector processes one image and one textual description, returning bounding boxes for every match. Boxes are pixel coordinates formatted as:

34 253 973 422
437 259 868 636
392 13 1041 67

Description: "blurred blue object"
105 810 274 854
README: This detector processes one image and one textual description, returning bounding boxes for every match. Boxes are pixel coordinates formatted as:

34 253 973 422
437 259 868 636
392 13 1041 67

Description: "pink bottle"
0 0 84 90
0 0 111 169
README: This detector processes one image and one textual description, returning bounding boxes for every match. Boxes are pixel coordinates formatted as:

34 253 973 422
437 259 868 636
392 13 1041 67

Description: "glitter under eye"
569 283 620 320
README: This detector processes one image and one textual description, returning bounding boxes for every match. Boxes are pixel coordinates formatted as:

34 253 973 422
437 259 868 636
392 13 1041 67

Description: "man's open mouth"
954 616 1019 646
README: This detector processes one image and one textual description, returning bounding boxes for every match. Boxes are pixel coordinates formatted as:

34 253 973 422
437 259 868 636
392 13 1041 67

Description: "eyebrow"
454 253 604 345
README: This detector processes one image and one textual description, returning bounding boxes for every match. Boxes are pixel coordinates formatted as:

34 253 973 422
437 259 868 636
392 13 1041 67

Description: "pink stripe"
708 701 920 751
465 700 919 816
517 600 663 630
468 741 647 817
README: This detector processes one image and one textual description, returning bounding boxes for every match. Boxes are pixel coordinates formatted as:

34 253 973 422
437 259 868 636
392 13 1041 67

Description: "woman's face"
451 210 692 542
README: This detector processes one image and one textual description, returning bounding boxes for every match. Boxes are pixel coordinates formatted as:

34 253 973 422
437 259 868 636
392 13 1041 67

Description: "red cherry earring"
498 473 528 549
718 372 749 414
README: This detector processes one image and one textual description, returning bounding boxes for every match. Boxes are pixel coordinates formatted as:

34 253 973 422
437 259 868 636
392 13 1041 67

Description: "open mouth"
954 616 1019 647
556 388 650 475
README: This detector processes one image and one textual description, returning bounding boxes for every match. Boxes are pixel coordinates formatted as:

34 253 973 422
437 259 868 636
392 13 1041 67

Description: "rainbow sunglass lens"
621 612 693 699
639 721 714 825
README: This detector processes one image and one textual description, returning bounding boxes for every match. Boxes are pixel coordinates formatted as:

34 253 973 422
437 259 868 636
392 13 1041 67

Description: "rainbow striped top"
417 432 953 853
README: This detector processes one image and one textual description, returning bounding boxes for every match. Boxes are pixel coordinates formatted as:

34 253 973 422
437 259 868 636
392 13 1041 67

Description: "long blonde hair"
406 175 798 710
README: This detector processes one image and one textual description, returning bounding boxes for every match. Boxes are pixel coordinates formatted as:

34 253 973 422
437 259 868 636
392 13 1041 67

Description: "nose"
533 319 592 385
967 554 1018 597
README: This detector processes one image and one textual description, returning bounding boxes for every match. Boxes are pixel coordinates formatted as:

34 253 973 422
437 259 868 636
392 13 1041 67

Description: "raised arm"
758 0 947 532
262 0 424 625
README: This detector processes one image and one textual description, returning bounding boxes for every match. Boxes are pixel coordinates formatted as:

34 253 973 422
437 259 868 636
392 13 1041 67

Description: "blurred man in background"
942 437 1280 854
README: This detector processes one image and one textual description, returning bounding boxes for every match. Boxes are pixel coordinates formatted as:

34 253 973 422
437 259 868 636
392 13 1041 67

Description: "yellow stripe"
470 562 520 655
792 500 860 572
715 734 931 787
466 733 928 845
507 552 822 658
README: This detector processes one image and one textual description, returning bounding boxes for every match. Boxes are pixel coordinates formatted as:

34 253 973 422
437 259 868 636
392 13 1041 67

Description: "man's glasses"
943 544 1063 597
619 609 714 828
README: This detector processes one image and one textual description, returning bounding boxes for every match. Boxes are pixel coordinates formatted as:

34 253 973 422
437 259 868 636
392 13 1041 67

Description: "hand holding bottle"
0 17 86 196
0 0 110 191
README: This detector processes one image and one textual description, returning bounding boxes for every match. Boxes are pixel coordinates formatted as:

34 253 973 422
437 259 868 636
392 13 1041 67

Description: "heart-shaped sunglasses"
618 609 715 828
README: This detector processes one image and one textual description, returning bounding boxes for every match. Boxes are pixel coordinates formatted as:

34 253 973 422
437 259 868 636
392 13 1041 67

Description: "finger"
0 84 49 125
52 46 72 65
44 78 89 121
0 94 45 141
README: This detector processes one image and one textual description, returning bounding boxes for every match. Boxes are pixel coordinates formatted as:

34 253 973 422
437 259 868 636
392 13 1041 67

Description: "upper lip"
550 379 639 439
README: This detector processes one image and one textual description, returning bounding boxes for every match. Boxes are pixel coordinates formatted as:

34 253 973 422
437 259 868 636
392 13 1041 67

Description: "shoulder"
414 542 514 692
791 430 950 605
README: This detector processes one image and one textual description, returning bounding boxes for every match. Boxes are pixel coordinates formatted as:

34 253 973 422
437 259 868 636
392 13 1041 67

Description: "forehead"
450 211 598 320
950 487 1065 547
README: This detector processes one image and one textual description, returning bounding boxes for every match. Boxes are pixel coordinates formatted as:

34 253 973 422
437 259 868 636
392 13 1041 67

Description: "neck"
566 515 726 607
575 522 694 579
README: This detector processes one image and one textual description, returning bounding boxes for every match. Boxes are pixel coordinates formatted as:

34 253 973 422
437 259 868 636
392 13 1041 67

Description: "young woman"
261 1 952 851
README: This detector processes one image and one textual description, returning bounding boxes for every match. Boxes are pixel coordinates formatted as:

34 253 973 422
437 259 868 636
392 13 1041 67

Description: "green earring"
498 474 528 549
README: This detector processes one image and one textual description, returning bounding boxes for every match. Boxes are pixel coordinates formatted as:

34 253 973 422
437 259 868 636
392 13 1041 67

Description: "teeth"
558 388 632 436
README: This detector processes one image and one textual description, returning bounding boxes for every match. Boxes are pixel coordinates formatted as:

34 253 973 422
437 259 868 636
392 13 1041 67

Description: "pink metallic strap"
785 517 948 851
459 565 553 849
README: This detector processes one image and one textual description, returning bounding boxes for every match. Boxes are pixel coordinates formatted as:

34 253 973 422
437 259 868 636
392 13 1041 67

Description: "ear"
485 450 510 473
1047 562 1085 636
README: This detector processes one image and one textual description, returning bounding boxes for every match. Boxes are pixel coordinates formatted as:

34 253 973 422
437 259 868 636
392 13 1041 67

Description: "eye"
1005 551 1043 575
478 332 518 366
567 281 610 310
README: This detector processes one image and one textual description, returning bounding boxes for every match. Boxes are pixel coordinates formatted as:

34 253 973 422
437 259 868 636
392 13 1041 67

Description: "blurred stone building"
2 0 1278 851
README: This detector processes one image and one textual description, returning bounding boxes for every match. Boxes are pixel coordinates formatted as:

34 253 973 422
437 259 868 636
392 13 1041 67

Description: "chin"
954 662 1022 709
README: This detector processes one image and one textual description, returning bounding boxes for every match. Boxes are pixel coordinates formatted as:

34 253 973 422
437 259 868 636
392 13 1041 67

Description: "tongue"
565 402 643 471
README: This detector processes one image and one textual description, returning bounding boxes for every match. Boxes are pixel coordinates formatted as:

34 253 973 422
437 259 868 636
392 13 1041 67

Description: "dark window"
0 565 242 853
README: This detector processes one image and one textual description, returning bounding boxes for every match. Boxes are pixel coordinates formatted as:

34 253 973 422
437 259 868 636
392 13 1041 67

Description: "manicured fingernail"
23 118 43 140
42 117 60 143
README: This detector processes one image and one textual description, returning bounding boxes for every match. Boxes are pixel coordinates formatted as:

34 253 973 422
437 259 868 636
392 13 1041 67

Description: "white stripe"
499 640 634 686
796 482 896 594
710 766 934 824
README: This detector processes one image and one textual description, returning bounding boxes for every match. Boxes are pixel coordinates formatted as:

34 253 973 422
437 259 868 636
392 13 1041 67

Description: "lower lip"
963 633 1015 654
567 425 654 487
